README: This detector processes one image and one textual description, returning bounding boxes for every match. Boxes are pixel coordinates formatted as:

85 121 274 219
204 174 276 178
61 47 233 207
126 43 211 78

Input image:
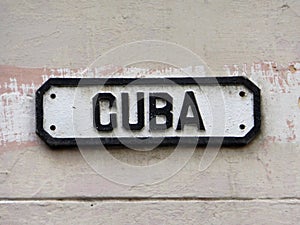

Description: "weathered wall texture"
0 0 299 224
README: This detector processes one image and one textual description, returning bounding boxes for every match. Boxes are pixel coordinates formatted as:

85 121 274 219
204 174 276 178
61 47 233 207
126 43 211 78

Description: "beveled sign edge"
35 76 261 148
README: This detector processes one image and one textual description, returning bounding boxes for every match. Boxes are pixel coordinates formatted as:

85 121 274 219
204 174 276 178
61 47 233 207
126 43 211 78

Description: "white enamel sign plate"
36 77 260 147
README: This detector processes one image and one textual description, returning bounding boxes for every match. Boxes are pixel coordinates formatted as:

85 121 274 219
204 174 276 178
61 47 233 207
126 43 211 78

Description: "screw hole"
239 124 246 130
50 125 56 131
239 91 246 97
50 93 56 99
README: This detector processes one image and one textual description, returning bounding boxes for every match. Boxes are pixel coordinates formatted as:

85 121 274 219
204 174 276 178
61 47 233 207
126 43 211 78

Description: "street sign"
36 77 260 147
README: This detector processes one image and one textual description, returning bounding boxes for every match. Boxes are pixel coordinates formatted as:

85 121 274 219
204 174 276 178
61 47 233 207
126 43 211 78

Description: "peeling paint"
224 61 300 93
0 62 299 148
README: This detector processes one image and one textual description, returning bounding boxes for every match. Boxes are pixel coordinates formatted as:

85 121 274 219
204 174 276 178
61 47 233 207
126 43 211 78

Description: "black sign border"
36 76 261 147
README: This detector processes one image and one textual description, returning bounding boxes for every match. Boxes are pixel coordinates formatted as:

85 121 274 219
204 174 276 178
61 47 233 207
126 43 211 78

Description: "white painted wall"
0 0 299 224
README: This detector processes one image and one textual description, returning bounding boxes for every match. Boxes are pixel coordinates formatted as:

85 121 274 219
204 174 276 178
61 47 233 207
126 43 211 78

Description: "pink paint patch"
0 65 123 150
0 62 299 150
286 120 296 142
225 61 300 93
